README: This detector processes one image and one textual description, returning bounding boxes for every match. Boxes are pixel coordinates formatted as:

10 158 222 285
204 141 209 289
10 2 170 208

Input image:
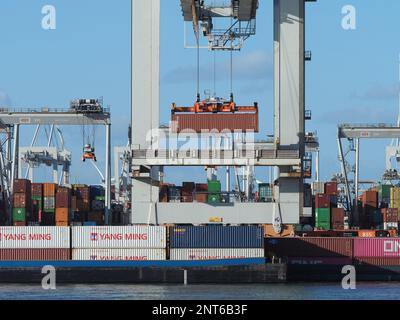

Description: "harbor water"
1 283 400 300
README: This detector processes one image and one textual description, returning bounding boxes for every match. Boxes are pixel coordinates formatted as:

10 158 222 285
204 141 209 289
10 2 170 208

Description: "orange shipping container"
55 221 69 227
43 183 57 197
55 208 69 223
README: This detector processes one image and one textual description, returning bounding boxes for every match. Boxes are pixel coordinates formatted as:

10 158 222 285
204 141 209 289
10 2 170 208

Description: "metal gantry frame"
130 0 315 227
338 124 400 225
0 110 111 225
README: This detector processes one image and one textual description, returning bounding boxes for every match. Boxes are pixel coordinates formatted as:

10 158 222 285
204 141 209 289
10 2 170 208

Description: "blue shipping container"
169 225 264 248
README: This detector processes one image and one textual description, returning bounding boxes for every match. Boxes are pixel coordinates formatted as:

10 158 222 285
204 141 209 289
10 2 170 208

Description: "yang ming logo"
90 233 98 241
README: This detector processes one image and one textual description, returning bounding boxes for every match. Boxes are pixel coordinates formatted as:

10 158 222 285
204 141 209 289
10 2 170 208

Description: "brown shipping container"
182 182 195 192
88 211 104 223
13 179 31 194
13 193 31 208
315 194 330 208
331 208 345 230
31 183 43 197
171 113 259 133
182 196 194 203
0 249 70 261
74 187 90 201
55 208 69 222
265 237 354 258
56 188 71 208
382 208 398 223
195 194 208 203
71 196 77 211
324 182 338 196
76 199 90 212
362 191 378 207
43 183 57 197
159 184 169 203
195 184 208 192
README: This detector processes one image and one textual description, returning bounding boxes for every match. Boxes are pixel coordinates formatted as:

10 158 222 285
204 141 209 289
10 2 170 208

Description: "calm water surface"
0 283 399 300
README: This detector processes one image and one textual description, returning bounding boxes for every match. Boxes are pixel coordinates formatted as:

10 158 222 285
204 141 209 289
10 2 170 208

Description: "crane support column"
274 0 305 224
131 0 161 224
105 123 112 225
10 124 19 191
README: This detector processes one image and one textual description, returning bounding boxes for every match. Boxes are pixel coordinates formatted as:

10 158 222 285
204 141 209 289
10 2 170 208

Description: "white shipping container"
170 248 264 260
0 227 70 249
312 182 324 195
72 226 167 249
72 248 166 261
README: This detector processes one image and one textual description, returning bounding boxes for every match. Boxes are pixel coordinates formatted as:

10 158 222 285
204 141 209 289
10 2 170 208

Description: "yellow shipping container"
390 187 400 216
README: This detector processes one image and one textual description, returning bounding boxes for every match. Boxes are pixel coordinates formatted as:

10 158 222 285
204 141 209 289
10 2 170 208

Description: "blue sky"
0 1 399 187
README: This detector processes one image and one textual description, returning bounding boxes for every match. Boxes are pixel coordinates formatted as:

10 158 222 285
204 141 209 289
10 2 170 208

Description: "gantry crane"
130 0 315 231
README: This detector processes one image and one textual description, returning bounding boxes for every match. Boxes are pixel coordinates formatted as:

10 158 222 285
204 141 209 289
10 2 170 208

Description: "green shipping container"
378 184 392 200
207 181 221 193
208 194 221 204
31 196 43 209
95 196 106 201
13 208 26 222
43 208 55 213
315 208 331 230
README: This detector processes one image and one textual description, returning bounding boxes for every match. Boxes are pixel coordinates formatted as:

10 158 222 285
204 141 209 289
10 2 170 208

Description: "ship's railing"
0 107 110 114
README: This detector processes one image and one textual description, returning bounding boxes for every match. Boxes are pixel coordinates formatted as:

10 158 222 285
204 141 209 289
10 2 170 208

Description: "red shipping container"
13 179 31 194
354 238 400 257
265 237 353 258
0 249 70 260
159 184 169 203
171 113 259 133
31 183 43 197
13 222 26 227
324 182 338 196
315 194 330 208
74 187 90 201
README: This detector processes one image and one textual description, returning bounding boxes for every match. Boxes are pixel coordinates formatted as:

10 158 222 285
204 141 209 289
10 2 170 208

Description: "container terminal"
0 0 400 284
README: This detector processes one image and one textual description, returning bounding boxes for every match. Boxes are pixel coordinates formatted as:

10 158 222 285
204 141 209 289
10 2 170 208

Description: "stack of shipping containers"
182 182 195 203
195 183 208 203
258 183 273 203
72 185 90 225
12 179 31 226
361 190 378 229
31 183 43 226
43 183 57 226
88 186 105 225
169 225 264 260
315 194 331 230
71 226 166 260
55 187 71 227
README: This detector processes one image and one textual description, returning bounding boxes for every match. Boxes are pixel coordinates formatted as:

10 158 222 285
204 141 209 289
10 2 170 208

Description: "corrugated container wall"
265 237 353 258
72 226 167 249
170 248 264 260
354 238 400 257
43 183 57 197
171 113 259 133
0 249 70 261
0 227 70 248
72 248 166 261
169 225 264 248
